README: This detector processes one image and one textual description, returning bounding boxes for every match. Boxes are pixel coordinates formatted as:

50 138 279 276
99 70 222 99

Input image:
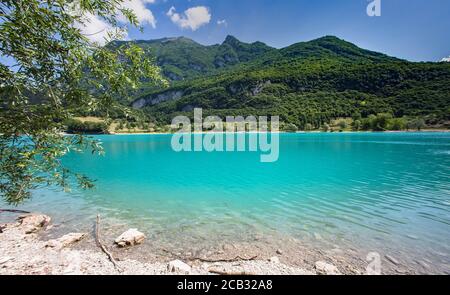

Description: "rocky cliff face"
132 90 185 109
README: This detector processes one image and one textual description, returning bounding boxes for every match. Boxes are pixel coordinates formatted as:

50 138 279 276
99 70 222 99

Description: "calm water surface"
5 133 450 271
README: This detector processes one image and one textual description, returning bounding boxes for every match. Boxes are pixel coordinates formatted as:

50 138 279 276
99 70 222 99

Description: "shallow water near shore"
3 132 450 273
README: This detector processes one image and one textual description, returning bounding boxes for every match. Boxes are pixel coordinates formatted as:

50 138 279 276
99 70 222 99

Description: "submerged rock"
315 261 341 275
45 233 87 250
114 229 146 247
168 260 191 274
17 214 51 234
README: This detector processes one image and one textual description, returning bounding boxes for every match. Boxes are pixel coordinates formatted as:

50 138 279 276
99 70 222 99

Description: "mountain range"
111 35 450 129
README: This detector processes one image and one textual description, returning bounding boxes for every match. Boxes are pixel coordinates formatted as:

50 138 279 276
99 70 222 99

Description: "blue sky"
120 0 450 62
1 0 449 63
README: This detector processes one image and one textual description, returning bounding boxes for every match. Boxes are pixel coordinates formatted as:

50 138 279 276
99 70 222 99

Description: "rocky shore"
1 213 429 275
0 213 318 275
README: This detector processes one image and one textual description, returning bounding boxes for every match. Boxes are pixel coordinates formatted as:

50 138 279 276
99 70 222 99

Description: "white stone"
315 261 341 275
45 233 87 250
269 256 280 263
17 214 51 234
62 251 82 275
168 260 191 274
114 229 146 247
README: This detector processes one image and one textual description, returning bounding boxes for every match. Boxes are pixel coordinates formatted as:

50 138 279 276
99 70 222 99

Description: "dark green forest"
114 36 450 131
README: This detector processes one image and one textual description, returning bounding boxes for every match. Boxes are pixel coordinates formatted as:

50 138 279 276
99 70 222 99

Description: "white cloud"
118 0 156 28
75 13 117 45
217 19 228 27
441 56 450 62
75 0 156 45
167 6 211 31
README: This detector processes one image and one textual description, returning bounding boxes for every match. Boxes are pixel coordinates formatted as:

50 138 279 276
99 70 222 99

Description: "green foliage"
352 112 362 121
304 123 314 131
283 123 298 132
407 118 426 131
0 0 165 204
358 113 419 131
388 118 407 131
338 120 348 130
130 36 450 129
280 36 396 62
352 120 362 131
65 119 108 134
371 113 393 131
109 35 275 87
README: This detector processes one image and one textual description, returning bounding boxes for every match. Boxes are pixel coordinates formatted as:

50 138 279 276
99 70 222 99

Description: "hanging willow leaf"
0 0 167 205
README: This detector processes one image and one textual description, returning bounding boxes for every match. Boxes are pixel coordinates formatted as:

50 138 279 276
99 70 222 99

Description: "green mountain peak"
127 36 449 130
223 35 240 44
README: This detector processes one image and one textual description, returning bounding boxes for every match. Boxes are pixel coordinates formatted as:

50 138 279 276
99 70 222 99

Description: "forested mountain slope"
107 36 450 128
124 36 449 129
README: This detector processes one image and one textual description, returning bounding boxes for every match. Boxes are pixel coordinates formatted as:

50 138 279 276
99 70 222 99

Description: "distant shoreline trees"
278 113 437 132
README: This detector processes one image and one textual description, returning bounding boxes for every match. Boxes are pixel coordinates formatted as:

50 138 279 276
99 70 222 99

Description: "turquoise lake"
7 132 450 272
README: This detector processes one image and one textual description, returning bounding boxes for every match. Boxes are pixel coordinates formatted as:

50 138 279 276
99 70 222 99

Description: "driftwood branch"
161 248 258 263
0 209 31 214
208 269 255 276
193 255 258 263
95 214 123 273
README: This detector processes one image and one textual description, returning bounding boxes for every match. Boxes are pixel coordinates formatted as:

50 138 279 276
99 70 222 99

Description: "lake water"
5 132 450 272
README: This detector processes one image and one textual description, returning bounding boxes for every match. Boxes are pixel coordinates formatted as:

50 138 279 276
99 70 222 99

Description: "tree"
372 113 393 131
351 112 362 121
0 0 167 204
407 118 426 131
283 123 298 132
338 120 348 130
388 117 407 131
352 120 361 131
322 123 330 132
361 114 377 131
304 123 313 131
